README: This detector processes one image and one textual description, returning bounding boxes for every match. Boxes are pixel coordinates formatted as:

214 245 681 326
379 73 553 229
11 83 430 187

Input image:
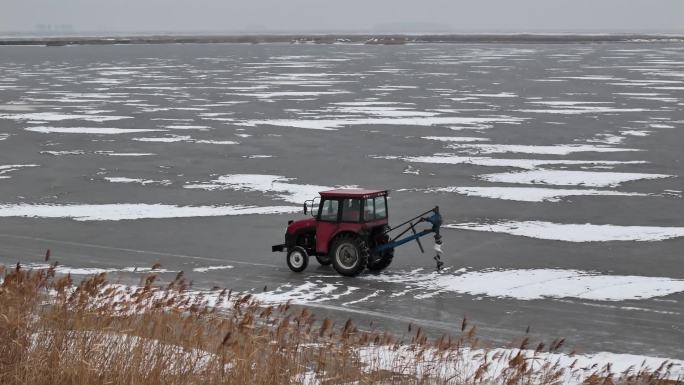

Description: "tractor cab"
312 189 389 251
273 189 443 277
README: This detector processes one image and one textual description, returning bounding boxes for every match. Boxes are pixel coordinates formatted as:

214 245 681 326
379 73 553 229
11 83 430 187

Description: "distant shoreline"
1 33 684 46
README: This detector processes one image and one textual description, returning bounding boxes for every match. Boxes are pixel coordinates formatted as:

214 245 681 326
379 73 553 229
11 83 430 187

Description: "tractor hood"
287 217 316 234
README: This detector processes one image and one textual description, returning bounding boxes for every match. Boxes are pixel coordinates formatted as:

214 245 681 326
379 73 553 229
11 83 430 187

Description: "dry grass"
0 262 681 385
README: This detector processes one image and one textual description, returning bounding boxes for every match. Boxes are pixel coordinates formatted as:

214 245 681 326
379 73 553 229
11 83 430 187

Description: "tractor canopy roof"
319 189 388 199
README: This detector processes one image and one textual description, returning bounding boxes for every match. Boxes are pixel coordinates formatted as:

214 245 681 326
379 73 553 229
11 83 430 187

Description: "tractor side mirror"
303 202 308 215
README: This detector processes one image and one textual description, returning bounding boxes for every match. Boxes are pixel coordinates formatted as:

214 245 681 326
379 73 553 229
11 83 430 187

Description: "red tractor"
272 189 444 277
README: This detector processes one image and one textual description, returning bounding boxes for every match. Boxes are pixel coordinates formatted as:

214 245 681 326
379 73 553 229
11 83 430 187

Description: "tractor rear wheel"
315 255 332 266
286 246 309 273
367 249 394 272
368 228 394 272
330 234 369 277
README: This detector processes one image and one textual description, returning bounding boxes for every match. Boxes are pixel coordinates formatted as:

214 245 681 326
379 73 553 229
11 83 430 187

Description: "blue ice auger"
373 206 445 271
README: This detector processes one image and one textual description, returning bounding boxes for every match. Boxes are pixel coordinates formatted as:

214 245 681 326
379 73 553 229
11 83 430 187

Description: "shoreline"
1 33 684 46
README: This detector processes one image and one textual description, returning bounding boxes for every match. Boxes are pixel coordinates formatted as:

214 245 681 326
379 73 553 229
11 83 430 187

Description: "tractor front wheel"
330 234 369 277
286 246 309 272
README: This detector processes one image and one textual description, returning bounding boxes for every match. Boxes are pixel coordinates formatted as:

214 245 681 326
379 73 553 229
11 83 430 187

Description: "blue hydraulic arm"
372 206 445 270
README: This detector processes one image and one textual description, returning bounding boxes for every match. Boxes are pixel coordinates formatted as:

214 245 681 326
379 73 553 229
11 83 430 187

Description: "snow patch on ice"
377 154 646 170
239 116 523 131
479 170 672 187
192 265 234 272
104 177 171 186
253 281 359 304
364 267 684 300
184 174 330 204
40 150 86 156
446 221 684 242
95 151 156 157
27 126 165 134
422 186 649 202
133 135 238 144
448 143 641 155
0 112 132 122
517 107 649 115
0 203 300 221
421 136 490 142
0 164 39 179
165 125 211 131
24 263 175 275
621 130 651 137
232 90 350 99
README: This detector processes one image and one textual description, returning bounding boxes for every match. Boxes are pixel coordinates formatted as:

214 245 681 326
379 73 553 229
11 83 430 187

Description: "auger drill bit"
433 233 444 271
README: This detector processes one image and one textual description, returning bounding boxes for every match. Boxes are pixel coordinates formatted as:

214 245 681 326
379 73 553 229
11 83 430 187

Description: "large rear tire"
286 246 309 273
367 249 394 272
368 228 394 272
330 234 368 277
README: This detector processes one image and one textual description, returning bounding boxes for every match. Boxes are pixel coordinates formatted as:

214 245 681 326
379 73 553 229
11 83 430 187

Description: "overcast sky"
3 0 684 34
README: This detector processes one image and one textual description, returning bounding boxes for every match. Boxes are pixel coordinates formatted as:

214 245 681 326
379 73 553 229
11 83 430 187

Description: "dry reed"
0 262 680 385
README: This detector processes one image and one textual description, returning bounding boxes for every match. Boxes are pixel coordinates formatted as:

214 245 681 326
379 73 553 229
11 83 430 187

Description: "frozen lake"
0 42 683 358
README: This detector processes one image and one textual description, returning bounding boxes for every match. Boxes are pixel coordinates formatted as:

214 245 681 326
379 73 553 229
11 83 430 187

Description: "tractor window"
319 199 339 222
363 198 375 221
341 198 361 222
363 196 387 221
374 196 387 219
